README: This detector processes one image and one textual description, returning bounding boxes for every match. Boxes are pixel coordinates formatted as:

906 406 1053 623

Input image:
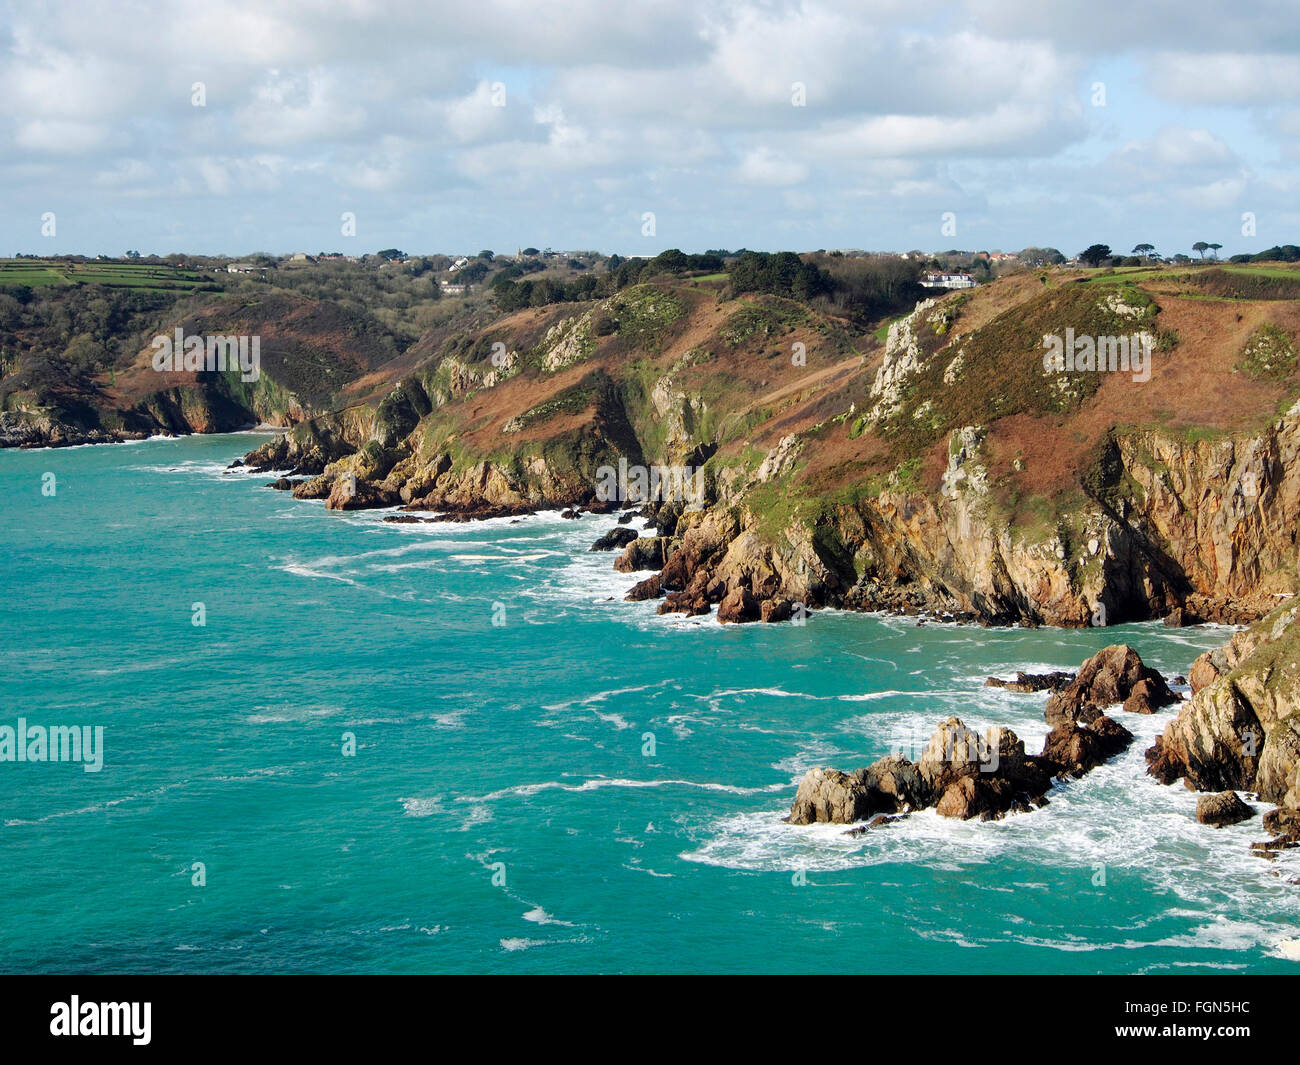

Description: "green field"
0 259 224 291
1082 261 1300 285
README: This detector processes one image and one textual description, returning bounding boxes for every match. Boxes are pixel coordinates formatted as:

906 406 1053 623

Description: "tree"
521 247 540 257
1079 244 1112 267
477 249 494 261
1192 241 1210 259
1208 243 1222 260
647 248 689 275
1132 243 1155 258
376 248 405 261
1018 246 1065 267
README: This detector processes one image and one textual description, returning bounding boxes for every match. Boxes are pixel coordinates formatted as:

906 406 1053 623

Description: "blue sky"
2 0 1297 259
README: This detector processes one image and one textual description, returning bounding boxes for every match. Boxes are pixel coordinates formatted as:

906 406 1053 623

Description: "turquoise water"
1 432 1297 974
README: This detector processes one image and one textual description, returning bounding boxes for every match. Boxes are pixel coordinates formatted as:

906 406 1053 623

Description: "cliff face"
699 403 1300 626
234 268 1300 628
1 292 398 448
1148 600 1300 810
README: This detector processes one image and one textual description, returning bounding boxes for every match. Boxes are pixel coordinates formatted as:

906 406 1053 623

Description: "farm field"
0 258 224 291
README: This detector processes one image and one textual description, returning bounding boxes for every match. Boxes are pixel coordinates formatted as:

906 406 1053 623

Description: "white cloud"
0 0 1296 255
1147 52 1300 105
735 146 809 187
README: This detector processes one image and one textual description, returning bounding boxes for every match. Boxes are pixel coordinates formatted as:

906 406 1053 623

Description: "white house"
920 272 977 289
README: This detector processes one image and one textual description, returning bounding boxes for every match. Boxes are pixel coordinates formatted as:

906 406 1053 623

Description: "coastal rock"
717 586 759 624
843 813 907 836
625 575 662 601
658 589 710 616
1147 601 1300 810
917 718 1054 819
326 477 398 511
1122 677 1169 715
985 671 1074 693
1041 715 1133 776
1045 645 1176 726
760 598 794 623
784 705 1135 828
1145 672 1264 791
935 776 1023 821
1189 652 1223 695
1262 806 1300 845
785 768 875 826
917 717 997 795
787 754 927 826
590 527 639 552
1197 791 1255 827
614 537 672 573
861 755 927 811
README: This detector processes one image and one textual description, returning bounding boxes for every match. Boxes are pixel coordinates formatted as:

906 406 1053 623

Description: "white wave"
460 776 790 803
1269 938 1300 961
501 937 546 952
399 796 444 817
522 906 573 927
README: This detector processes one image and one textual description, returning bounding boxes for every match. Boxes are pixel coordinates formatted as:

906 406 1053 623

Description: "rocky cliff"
1148 600 1300 816
235 268 1300 630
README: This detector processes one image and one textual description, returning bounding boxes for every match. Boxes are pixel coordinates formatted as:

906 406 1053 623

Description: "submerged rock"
985 671 1074 693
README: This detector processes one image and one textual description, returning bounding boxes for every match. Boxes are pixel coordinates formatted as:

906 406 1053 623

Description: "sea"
1 431 1297 973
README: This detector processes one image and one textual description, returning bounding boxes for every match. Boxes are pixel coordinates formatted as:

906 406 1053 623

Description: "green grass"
873 316 903 343
0 259 222 292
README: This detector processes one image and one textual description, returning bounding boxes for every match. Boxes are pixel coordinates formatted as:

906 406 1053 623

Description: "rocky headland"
225 268 1300 634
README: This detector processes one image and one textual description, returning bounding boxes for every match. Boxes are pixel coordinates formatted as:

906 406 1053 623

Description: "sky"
1 0 1297 259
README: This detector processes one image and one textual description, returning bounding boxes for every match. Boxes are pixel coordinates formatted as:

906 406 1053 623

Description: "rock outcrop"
985 671 1074 693
1044 645 1177 726
1147 601 1300 810
1040 715 1133 776
787 651 1176 828
590 527 639 552
1197 791 1255 827
788 716 1067 826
